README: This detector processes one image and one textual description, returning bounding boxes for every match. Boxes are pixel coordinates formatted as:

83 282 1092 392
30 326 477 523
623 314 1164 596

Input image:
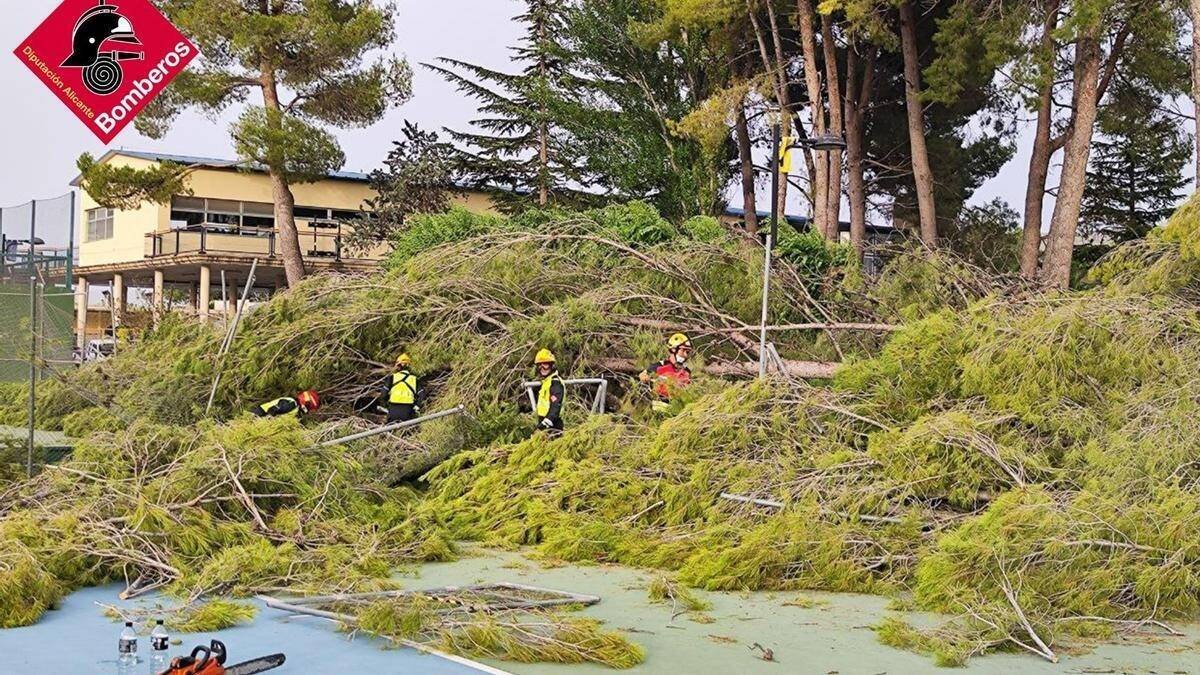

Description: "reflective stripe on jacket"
536 373 565 418
389 370 418 404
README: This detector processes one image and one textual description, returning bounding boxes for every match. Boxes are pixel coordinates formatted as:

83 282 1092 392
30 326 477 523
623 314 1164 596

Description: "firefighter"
383 353 422 423
639 333 693 411
253 390 320 418
533 348 565 434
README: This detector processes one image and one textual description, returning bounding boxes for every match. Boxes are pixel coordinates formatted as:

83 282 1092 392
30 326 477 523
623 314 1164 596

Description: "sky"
0 1 1188 226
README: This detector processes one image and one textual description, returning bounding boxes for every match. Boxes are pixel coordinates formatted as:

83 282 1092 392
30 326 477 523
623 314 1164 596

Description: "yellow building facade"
70 150 499 347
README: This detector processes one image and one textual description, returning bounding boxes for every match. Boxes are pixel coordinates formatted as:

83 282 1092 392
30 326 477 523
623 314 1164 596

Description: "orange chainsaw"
158 640 285 675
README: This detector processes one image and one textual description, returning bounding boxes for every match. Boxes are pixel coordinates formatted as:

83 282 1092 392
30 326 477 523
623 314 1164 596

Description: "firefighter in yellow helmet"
382 353 423 423
639 333 693 411
533 348 565 434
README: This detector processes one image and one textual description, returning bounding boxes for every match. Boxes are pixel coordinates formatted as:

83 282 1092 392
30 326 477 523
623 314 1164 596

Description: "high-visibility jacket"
259 396 300 418
389 370 419 405
536 372 565 420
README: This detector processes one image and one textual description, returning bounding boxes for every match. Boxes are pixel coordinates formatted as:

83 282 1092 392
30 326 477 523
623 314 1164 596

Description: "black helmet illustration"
60 1 144 96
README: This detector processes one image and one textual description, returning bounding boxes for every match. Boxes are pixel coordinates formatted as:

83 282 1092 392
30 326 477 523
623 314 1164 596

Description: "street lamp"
757 120 846 378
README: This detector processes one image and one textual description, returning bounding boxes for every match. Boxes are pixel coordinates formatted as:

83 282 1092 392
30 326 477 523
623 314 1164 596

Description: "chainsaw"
158 639 285 675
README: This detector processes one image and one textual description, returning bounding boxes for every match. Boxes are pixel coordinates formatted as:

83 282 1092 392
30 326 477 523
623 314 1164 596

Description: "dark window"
170 210 205 227
242 215 275 230
294 206 329 220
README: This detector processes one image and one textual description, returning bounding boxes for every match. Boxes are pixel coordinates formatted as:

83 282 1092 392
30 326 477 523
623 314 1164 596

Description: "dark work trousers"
387 402 417 424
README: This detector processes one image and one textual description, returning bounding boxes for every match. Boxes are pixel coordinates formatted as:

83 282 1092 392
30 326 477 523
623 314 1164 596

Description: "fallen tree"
2 199 1200 667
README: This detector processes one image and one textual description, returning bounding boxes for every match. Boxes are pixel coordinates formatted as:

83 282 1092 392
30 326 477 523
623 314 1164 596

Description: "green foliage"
943 199 1020 274
75 153 191 210
349 122 456 253
7 198 1200 668
171 600 257 633
680 215 728 243
357 596 645 668
590 201 679 245
646 575 711 612
387 207 510 265
774 228 853 291
231 108 346 185
0 540 63 628
1082 83 1190 247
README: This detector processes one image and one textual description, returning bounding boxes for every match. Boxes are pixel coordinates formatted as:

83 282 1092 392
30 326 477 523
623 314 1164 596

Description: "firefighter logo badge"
14 0 198 143
61 2 145 96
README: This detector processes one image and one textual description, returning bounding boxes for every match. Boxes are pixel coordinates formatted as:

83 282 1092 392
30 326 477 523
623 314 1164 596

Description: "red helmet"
297 390 320 412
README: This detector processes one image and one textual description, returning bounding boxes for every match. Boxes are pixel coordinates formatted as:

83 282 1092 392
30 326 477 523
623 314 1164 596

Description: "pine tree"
80 0 412 286
425 1 586 211
1081 86 1191 244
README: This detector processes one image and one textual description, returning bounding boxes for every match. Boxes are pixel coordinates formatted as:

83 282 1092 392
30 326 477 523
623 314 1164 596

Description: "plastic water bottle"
117 620 138 673
150 619 170 672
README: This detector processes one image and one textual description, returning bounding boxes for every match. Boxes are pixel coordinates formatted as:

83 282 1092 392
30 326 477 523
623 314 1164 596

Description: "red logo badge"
13 0 198 143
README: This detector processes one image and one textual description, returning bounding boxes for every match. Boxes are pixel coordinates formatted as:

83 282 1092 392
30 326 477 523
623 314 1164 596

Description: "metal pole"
27 277 37 477
205 259 258 414
758 121 781 378
317 405 466 448
66 191 75 289
29 200 37 279
220 269 228 331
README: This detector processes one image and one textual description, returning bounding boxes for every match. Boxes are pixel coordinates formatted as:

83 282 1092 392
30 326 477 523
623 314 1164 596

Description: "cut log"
592 357 839 380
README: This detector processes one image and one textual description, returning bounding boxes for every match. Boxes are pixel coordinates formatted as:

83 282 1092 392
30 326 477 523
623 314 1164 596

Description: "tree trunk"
593 356 838 380
764 0 792 210
260 68 306 287
899 1 938 245
537 15 550 207
1042 29 1102 289
1192 0 1200 178
845 44 874 260
736 101 759 235
821 15 845 241
1018 0 1060 278
796 0 828 236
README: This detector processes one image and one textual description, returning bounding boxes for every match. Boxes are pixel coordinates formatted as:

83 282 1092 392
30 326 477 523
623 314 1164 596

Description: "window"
86 207 114 241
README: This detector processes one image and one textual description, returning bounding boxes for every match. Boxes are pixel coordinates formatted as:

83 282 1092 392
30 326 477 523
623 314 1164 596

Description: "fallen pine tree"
0 199 1198 666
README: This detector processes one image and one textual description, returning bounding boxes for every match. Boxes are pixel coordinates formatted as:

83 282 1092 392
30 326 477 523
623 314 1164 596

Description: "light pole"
758 120 846 378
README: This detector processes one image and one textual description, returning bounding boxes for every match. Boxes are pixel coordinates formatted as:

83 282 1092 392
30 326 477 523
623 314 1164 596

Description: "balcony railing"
146 224 367 261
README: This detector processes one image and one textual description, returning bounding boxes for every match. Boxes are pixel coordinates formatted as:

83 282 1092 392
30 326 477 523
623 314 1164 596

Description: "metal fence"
0 192 77 286
0 193 78 474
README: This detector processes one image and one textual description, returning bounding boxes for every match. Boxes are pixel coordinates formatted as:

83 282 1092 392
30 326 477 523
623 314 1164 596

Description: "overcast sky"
1 1 1189 224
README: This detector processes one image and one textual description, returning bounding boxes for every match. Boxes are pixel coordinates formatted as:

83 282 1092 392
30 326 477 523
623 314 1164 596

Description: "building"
70 150 891 347
69 150 499 347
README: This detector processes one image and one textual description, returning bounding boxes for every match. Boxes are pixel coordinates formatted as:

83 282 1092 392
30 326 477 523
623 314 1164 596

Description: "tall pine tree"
425 1 587 211
1081 84 1190 244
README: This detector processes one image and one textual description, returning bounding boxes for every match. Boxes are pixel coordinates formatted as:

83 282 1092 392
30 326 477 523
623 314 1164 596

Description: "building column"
74 276 88 350
152 269 165 326
112 273 125 329
198 265 211 322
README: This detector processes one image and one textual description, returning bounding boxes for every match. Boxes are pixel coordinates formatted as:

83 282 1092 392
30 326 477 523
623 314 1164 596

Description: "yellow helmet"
395 353 412 367
534 348 556 364
667 333 691 350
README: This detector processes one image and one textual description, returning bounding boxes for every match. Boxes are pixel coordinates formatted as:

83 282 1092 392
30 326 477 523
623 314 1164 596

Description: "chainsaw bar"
226 653 286 675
